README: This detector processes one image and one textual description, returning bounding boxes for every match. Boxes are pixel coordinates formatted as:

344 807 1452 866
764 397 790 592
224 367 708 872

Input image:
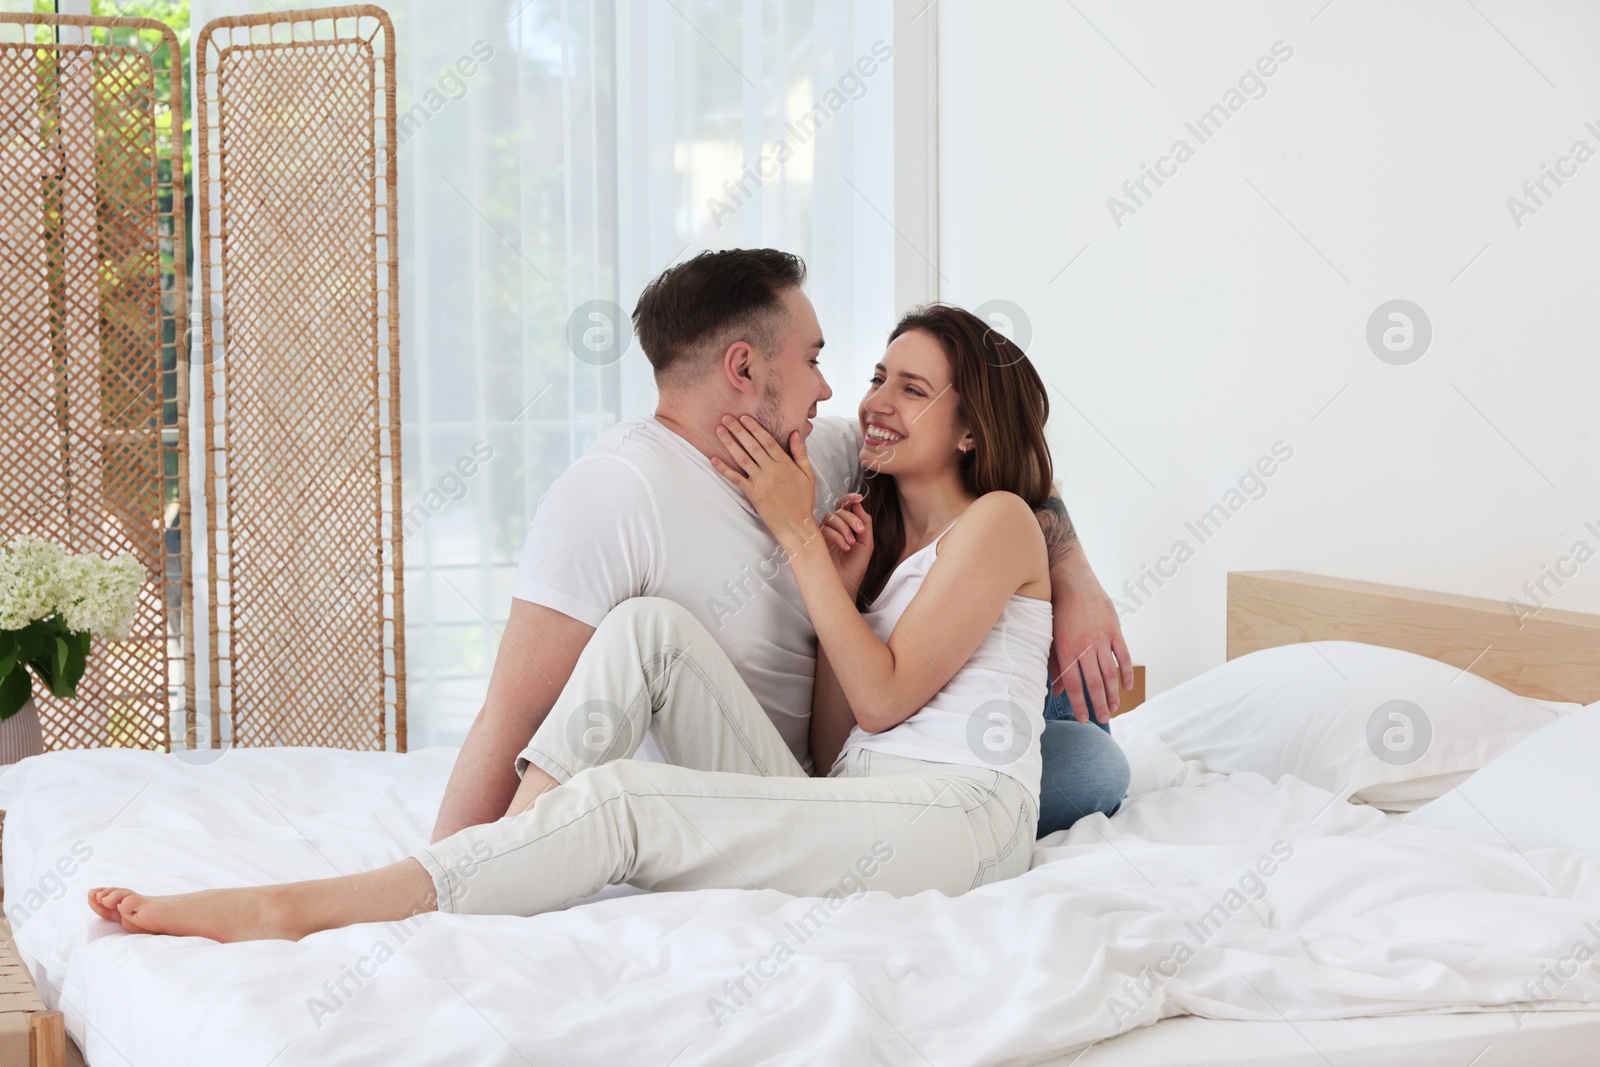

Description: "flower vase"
0 698 45 765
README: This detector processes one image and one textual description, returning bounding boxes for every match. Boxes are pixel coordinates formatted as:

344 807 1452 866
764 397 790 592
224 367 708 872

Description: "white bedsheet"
1058 1009 1600 1066
2 733 1599 1067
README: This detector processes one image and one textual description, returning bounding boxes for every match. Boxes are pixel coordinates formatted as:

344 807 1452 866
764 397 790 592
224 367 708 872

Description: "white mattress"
1053 1008 1600 1065
3 733 1600 1066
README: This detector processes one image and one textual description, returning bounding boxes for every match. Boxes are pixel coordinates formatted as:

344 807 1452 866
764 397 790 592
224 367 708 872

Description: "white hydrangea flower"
54 552 146 640
0 547 16 630
0 536 68 631
0 536 146 638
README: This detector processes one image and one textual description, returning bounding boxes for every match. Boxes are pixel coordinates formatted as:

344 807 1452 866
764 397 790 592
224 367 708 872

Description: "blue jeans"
1036 663 1131 838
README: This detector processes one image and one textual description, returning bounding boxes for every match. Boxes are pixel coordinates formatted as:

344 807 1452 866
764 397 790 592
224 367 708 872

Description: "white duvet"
3 726 1600 1067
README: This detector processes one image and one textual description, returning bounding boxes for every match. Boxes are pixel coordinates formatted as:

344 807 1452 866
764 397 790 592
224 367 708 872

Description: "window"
193 0 900 746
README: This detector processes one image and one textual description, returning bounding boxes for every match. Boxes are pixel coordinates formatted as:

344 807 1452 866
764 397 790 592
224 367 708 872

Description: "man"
431 249 1131 843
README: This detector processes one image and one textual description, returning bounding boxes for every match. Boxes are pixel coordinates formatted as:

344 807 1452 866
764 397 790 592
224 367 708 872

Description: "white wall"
936 0 1600 695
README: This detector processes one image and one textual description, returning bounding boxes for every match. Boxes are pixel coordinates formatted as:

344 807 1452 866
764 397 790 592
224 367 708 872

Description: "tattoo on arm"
1034 491 1079 570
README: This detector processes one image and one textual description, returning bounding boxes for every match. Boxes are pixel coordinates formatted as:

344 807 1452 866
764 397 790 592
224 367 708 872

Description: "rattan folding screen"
193 6 406 753
0 14 190 752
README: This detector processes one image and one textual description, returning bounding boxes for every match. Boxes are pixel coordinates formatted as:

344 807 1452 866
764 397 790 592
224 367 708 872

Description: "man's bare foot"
84 860 439 944
86 884 310 943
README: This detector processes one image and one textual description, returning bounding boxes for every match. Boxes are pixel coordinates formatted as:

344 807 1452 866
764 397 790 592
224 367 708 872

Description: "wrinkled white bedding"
2 729 1599 1067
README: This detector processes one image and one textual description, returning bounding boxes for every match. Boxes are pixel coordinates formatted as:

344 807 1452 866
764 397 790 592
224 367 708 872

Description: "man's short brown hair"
631 249 806 384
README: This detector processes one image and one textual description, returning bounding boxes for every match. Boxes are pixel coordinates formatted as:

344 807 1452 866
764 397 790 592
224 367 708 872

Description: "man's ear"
723 340 759 397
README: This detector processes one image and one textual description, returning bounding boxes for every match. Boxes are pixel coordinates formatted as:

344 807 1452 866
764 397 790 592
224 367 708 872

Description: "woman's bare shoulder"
965 491 1042 530
943 492 1047 559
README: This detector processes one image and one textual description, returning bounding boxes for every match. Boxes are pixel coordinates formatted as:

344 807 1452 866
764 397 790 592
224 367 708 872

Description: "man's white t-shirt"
510 415 864 774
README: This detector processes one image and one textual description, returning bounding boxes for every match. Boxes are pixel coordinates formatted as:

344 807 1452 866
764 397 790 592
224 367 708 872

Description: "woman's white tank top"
837 516 1053 812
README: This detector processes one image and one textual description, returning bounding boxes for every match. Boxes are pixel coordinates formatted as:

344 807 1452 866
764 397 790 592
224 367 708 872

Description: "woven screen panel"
195 6 405 752
0 15 191 753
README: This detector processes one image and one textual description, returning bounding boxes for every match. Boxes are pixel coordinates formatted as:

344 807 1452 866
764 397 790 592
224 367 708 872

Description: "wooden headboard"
1227 570 1600 706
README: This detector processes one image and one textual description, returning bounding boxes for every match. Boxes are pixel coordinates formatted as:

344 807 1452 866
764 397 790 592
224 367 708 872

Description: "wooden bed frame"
0 923 64 1067
1227 570 1600 704
1098 567 1600 719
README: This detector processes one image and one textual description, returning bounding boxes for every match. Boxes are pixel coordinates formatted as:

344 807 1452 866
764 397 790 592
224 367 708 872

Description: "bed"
2 569 1599 1066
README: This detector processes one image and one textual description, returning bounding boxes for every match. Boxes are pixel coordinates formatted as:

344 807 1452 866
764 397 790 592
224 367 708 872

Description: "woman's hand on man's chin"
709 413 821 556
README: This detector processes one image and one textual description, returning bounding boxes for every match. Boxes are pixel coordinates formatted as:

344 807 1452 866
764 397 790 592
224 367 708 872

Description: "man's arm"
1033 491 1080 571
1034 486 1135 724
429 599 594 843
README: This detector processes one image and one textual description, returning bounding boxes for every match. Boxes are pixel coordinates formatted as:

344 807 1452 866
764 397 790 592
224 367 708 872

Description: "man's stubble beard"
753 380 796 458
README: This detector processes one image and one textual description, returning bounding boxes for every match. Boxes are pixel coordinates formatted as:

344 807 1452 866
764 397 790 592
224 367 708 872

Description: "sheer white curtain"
190 0 897 747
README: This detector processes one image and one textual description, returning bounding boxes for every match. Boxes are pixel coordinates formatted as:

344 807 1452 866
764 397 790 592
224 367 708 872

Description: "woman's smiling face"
857 329 972 475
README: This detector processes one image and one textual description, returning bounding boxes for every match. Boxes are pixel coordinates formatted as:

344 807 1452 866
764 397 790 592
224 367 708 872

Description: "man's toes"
88 888 133 924
86 889 117 923
114 894 156 934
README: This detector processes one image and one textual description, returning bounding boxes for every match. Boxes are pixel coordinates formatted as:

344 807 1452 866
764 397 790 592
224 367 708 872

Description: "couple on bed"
88 249 1133 941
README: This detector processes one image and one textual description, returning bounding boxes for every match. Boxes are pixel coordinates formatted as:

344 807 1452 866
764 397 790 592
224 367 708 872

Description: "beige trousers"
411 597 1037 917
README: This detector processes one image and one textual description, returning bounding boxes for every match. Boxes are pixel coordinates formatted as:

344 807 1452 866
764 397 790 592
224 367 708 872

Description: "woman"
86 304 1057 941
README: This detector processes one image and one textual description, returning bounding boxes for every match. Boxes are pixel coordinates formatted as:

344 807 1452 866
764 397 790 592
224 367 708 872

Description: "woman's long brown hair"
854 304 1054 610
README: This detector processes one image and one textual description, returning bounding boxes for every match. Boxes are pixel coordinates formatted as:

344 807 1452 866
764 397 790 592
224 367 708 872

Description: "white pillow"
1405 703 1600 850
1121 641 1578 811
